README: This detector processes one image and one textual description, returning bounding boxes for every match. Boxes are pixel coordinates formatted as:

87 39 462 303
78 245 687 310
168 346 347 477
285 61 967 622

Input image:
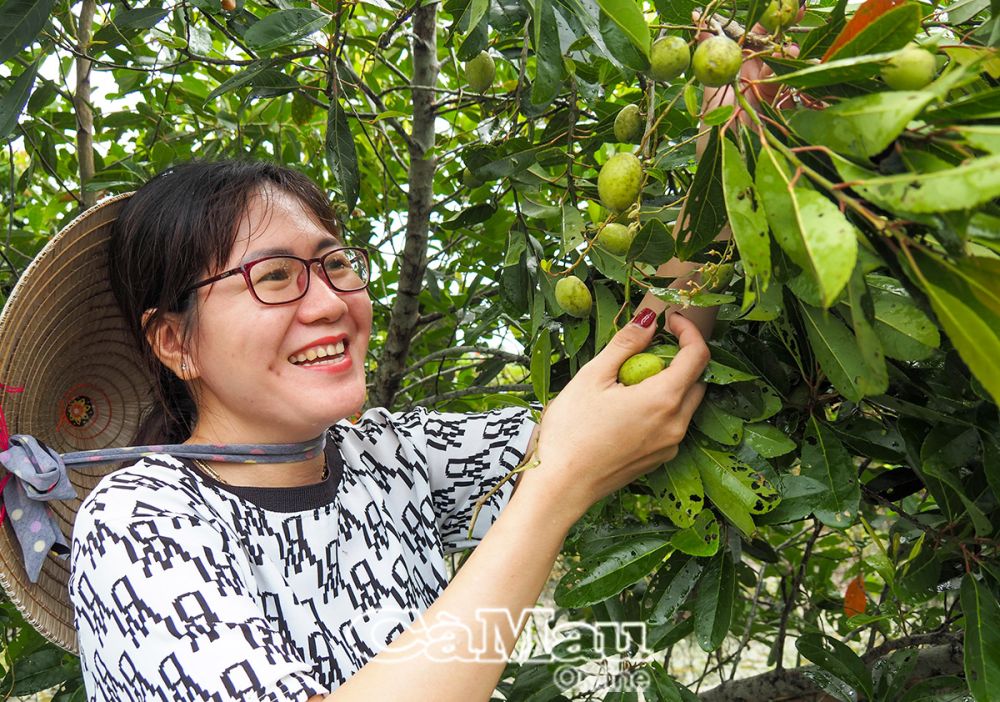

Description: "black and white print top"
68 406 535 701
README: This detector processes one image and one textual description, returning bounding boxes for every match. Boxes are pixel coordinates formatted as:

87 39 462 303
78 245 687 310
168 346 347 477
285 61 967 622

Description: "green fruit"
614 104 643 143
880 45 937 90
649 36 690 82
465 51 496 93
554 276 593 318
618 352 666 386
759 0 798 33
597 153 644 212
596 223 634 256
692 35 743 87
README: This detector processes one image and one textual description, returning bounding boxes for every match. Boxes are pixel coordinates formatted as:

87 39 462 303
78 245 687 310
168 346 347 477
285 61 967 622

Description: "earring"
181 362 188 372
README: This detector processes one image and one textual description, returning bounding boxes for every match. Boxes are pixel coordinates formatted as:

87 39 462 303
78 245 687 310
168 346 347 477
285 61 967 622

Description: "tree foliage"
1 0 999 698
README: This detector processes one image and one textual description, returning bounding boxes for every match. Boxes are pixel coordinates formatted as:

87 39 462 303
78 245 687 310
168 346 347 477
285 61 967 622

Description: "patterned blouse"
69 406 535 701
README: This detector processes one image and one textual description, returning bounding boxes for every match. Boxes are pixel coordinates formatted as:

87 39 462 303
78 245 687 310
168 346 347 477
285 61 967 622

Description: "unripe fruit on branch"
649 36 690 82
759 0 798 33
880 44 938 90
555 276 593 318
465 51 496 93
597 153 644 212
614 104 643 143
596 223 634 256
618 352 666 385
692 35 743 87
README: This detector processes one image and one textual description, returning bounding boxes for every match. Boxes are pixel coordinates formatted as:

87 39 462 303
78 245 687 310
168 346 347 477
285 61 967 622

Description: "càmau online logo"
354 607 656 665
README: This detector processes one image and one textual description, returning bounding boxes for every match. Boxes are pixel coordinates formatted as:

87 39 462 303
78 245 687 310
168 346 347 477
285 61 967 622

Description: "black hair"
108 160 342 444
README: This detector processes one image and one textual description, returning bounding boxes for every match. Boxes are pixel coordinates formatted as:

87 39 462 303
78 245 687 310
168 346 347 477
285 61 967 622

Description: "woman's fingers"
657 313 711 390
576 308 658 383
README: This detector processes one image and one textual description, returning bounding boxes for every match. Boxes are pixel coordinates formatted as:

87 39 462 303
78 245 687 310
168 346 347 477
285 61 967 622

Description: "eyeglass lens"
248 249 369 303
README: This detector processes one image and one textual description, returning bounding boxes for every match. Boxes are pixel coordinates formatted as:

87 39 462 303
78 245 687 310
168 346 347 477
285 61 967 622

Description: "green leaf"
761 50 900 89
648 344 757 384
555 537 673 608
244 9 331 52
0 0 55 64
721 136 771 287
921 426 991 536
953 124 1000 153
593 281 619 350
693 444 780 536
756 475 829 525
0 60 38 141
798 0 846 59
693 398 744 446
531 0 564 106
644 555 703 624
961 574 1000 701
907 249 1000 405
844 265 889 397
325 101 360 213
628 218 674 265
825 2 922 61
671 509 721 557
530 330 551 404
756 147 856 307
648 287 735 308
834 151 1000 214
743 422 796 458
677 128 726 260
561 204 586 252
865 275 940 361
788 91 934 162
205 60 273 102
647 446 705 529
595 0 650 58
92 7 171 50
693 549 735 652
800 416 859 528
800 303 883 402
796 633 874 699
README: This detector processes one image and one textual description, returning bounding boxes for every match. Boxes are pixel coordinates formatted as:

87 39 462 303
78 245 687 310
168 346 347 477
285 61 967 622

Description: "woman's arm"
316 312 710 701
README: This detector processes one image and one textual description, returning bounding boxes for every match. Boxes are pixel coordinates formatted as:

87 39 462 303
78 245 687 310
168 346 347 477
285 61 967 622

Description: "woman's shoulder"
76 454 209 526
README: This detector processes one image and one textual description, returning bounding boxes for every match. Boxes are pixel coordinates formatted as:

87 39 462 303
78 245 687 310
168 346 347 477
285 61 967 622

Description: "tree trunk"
369 2 438 409
75 0 97 210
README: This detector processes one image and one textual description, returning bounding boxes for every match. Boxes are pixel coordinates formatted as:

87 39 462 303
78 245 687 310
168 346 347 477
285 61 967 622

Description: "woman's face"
184 188 372 442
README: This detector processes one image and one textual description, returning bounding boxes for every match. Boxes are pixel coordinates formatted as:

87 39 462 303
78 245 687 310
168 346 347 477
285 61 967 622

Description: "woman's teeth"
289 341 346 365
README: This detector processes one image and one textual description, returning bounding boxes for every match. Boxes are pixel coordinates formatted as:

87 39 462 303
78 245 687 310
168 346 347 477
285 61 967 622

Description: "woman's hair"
109 160 343 445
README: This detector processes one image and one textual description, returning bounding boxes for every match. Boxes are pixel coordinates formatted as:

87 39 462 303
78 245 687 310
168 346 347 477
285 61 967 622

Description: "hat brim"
0 193 153 652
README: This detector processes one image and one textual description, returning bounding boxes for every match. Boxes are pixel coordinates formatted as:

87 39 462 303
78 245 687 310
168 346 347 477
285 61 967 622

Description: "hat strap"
0 433 327 583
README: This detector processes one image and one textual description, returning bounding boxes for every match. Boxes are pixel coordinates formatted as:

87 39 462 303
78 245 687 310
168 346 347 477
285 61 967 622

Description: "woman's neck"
184 425 328 488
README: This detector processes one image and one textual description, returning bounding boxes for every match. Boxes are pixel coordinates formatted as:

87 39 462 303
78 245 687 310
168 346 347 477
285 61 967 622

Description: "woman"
60 160 710 701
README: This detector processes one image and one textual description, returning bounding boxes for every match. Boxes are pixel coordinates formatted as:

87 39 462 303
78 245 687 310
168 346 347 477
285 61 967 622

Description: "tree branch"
369 2 438 409
414 384 533 408
74 0 97 209
699 641 964 702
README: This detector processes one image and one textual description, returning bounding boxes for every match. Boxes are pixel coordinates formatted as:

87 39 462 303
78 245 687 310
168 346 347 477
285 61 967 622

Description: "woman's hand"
519 311 709 525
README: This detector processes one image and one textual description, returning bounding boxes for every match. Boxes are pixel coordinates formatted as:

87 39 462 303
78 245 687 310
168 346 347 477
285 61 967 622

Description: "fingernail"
631 308 656 328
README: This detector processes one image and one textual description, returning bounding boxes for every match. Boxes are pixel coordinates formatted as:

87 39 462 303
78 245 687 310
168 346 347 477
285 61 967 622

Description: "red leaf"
844 575 867 618
822 0 909 62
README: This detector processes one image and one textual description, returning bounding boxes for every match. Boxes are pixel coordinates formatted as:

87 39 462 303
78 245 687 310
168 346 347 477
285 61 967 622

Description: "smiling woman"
0 159 711 701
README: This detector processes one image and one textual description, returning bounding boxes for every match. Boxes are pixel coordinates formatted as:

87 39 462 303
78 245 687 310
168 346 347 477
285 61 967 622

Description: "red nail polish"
631 308 656 328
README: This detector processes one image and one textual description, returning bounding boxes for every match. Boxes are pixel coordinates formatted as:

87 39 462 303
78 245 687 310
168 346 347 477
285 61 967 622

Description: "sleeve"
404 405 537 553
69 491 326 702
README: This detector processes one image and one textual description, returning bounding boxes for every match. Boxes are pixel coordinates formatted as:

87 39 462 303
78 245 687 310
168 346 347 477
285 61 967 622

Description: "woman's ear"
142 309 198 380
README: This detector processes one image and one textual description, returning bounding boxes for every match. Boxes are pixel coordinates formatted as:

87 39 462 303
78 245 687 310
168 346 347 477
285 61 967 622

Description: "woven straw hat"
0 193 152 652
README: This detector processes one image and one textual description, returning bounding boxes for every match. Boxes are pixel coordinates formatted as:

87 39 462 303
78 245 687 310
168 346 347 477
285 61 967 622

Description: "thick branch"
699 641 964 702
74 0 96 209
369 2 438 409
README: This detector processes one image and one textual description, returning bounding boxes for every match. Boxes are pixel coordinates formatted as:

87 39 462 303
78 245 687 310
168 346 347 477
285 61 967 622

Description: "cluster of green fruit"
646 34 742 89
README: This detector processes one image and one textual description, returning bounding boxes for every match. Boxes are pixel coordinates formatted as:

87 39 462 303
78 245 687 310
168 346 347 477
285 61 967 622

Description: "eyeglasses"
183 247 371 305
